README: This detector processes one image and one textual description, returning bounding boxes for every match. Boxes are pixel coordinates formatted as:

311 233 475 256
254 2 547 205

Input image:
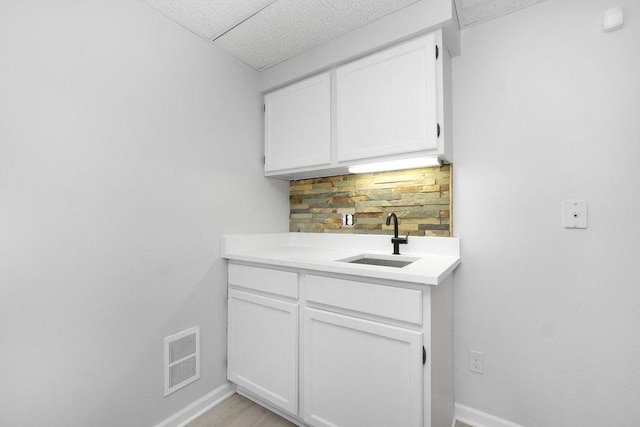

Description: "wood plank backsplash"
289 165 452 236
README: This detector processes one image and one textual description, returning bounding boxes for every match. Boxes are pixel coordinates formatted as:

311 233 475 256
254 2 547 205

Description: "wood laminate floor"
188 394 295 427
188 393 473 427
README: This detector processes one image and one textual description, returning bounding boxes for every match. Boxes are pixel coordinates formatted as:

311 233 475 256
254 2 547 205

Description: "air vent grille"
169 333 197 363
164 326 200 396
169 355 197 388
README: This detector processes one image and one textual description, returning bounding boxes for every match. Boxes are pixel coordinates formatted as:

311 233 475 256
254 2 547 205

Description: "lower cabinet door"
228 289 298 414
303 308 422 427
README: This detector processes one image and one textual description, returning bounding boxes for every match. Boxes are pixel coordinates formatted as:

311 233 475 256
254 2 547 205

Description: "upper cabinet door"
264 72 331 173
336 34 438 162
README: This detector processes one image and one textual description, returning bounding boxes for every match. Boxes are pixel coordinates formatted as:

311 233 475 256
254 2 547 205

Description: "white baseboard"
156 388 524 427
454 403 524 427
155 382 236 427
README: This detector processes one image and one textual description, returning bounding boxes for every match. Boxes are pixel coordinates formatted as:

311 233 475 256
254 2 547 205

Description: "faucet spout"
386 212 408 255
386 212 399 238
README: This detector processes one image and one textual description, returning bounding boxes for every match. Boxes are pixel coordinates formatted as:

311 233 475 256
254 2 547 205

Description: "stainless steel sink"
338 254 419 268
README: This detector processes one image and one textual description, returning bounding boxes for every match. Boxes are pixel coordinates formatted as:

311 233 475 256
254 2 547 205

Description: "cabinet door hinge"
263 156 266 165
435 45 439 60
437 123 441 138
422 346 427 365
263 104 266 113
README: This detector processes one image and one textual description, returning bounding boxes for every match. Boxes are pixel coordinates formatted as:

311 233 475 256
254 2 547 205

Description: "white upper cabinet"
264 72 331 174
336 33 438 162
263 30 451 180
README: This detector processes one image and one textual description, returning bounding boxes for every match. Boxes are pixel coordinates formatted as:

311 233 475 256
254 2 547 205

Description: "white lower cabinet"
227 262 453 426
302 307 422 427
227 289 298 414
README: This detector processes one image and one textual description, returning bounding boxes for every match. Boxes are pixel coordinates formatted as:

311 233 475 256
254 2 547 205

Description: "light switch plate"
563 201 587 229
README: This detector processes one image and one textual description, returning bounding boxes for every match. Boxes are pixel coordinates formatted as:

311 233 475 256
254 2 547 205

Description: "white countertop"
221 233 460 286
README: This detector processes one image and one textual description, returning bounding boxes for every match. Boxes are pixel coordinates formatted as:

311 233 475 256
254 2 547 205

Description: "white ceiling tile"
141 0 276 39
458 0 546 27
460 0 490 8
214 0 419 70
140 0 549 70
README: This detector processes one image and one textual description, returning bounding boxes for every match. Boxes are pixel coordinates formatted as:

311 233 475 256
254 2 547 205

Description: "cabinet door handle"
422 346 426 365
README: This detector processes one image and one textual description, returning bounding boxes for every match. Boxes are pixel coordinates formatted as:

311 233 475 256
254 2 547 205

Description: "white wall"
452 0 640 425
0 1 289 425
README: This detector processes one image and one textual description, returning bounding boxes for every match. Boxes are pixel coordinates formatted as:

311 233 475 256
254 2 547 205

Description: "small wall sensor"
603 7 624 32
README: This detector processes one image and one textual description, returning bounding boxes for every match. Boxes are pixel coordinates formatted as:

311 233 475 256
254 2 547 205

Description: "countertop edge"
222 251 460 286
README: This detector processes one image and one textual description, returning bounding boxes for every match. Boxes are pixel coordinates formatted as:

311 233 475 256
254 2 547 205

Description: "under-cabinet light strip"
348 157 441 174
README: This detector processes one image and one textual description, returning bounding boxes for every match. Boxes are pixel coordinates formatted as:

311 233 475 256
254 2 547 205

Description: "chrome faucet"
386 212 408 255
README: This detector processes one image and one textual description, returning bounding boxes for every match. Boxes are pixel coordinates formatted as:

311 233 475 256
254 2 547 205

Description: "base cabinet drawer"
306 274 422 325
302 307 422 427
227 289 298 415
228 263 298 298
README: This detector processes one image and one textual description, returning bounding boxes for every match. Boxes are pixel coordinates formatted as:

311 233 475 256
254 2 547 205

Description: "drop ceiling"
140 0 547 70
454 0 546 28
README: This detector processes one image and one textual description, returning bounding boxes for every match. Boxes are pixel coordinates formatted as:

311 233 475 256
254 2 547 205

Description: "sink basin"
338 254 419 268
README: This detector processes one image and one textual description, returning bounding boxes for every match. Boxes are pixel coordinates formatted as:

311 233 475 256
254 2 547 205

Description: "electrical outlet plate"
563 201 587 229
469 350 484 374
340 209 355 227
